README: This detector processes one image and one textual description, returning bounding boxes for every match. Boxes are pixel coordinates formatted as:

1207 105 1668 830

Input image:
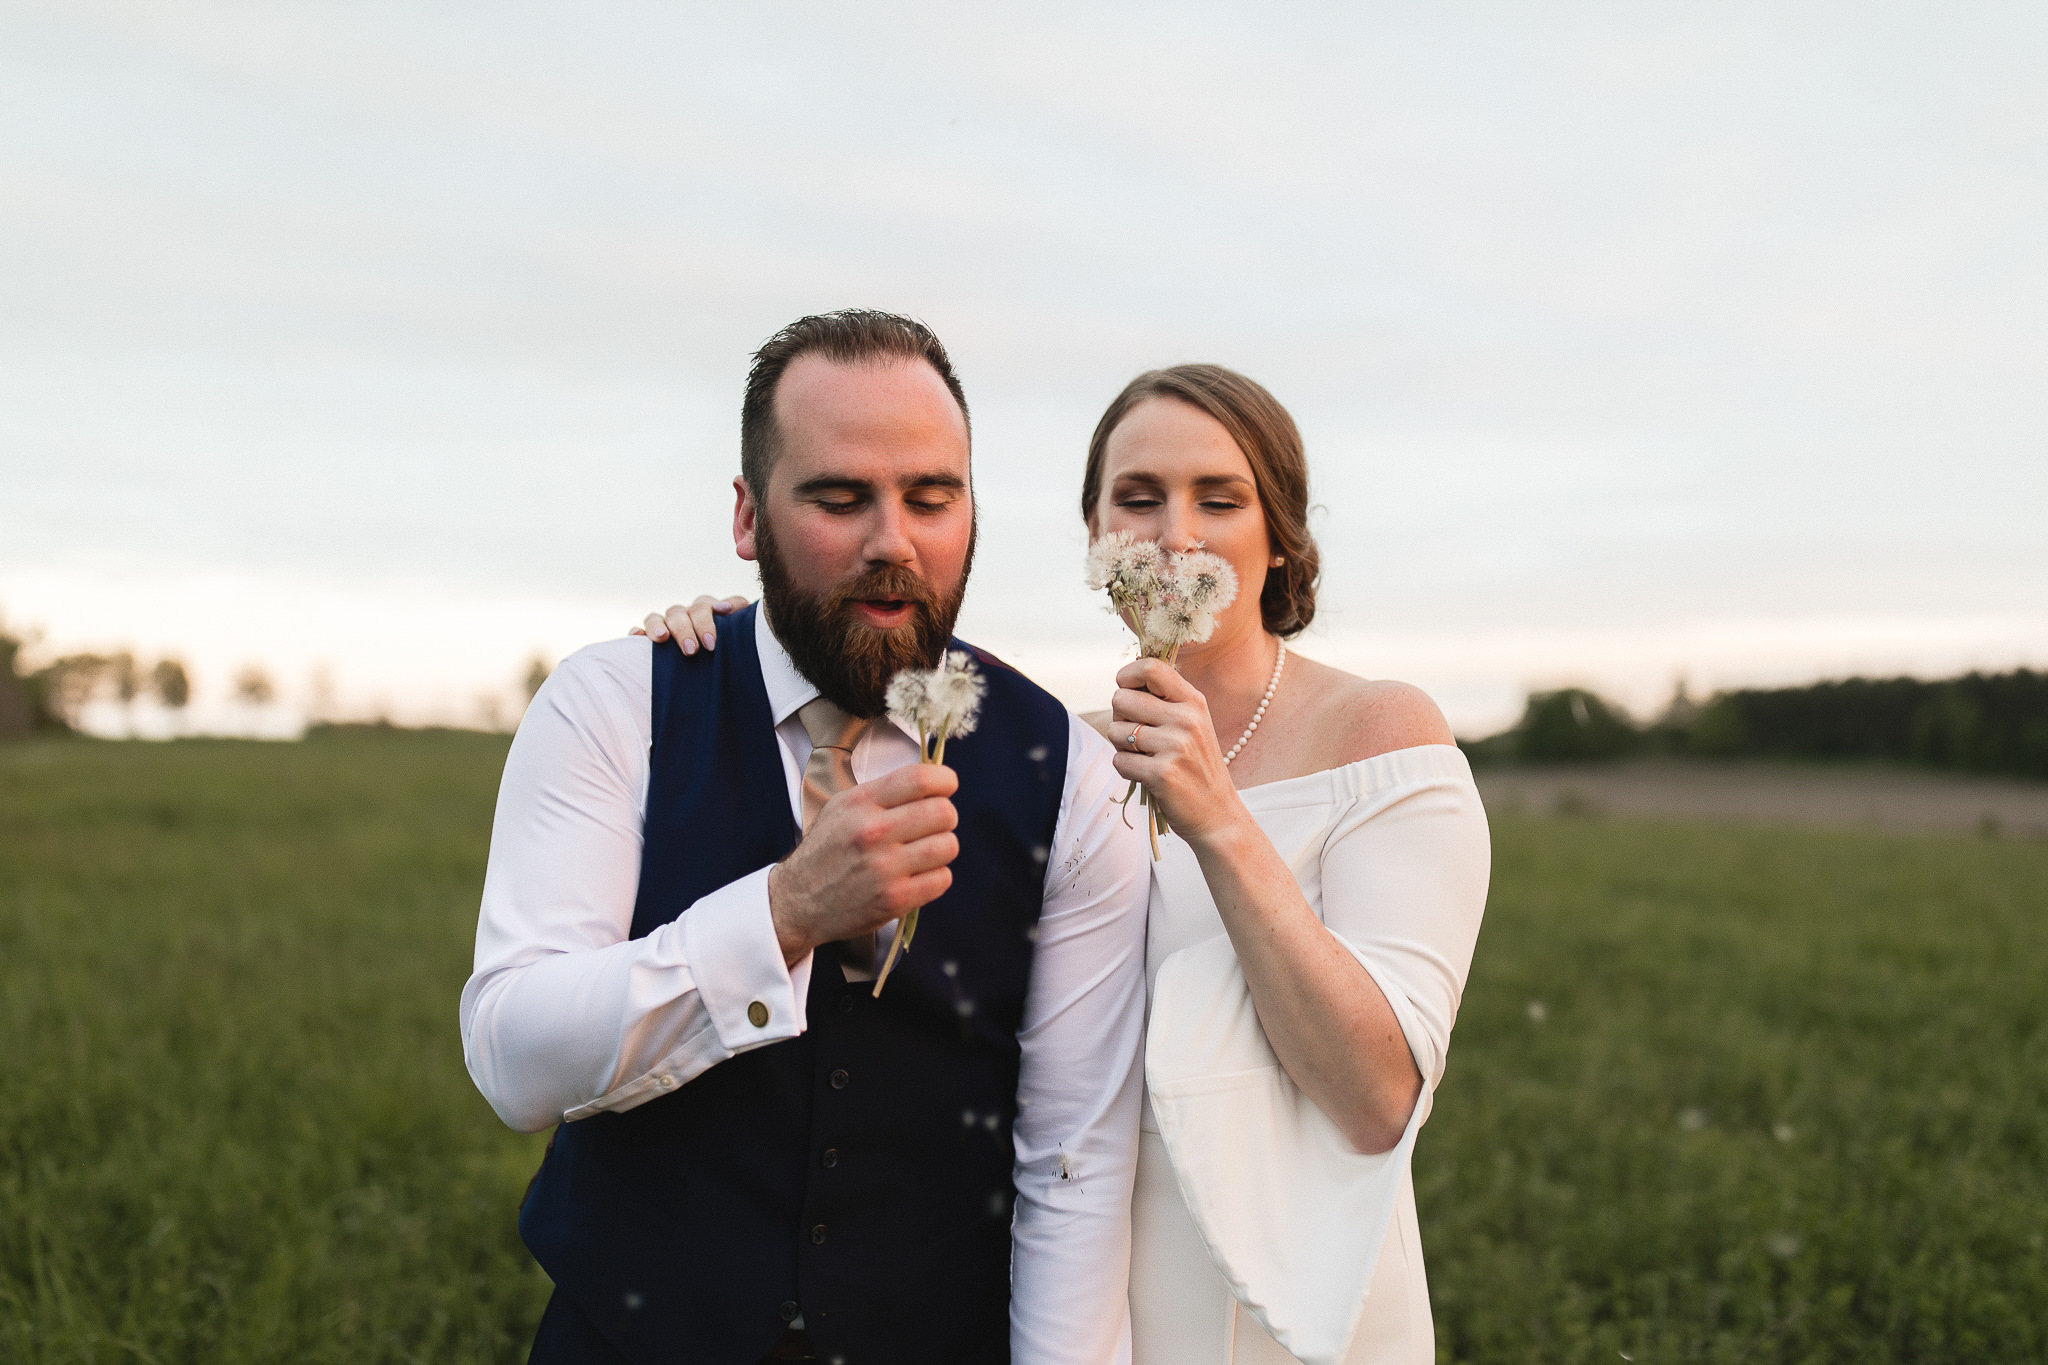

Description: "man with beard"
462 311 1150 1365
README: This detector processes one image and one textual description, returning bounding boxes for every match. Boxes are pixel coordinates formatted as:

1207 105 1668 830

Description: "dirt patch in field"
1473 759 2048 838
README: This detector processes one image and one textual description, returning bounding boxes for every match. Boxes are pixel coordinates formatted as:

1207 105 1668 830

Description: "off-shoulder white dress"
1130 745 1490 1365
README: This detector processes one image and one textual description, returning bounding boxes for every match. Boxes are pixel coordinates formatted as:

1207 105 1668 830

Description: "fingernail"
651 626 668 641
701 632 717 651
679 636 696 655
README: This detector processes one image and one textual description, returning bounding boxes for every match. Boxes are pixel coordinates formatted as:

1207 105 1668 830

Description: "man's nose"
862 502 916 566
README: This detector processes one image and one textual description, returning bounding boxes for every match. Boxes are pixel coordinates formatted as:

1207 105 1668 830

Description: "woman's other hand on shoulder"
629 595 752 656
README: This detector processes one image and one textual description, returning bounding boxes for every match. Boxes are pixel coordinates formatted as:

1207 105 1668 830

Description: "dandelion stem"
872 913 913 997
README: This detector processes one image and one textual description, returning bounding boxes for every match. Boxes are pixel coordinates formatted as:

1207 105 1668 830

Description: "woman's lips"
851 598 914 628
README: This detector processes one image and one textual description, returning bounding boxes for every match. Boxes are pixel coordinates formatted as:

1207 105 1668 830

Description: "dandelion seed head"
1144 600 1206 649
883 670 928 723
1765 1232 1802 1259
1174 551 1238 615
1087 530 1169 610
1526 1000 1548 1023
1678 1107 1708 1132
885 652 985 742
929 654 986 738
1082 530 1126 591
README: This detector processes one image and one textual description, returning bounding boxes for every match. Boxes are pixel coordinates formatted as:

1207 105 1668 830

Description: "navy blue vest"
520 606 1071 1365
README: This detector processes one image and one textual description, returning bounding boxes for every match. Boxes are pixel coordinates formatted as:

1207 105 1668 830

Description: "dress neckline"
1234 742 1471 806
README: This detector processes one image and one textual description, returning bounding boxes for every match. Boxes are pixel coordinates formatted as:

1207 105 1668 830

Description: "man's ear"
733 475 759 562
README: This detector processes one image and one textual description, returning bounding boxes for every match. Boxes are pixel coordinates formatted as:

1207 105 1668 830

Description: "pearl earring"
1270 555 1286 567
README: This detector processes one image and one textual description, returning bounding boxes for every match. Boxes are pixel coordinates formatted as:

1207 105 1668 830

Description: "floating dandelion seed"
1526 1000 1548 1023
1678 1108 1708 1132
1773 1122 1796 1143
1765 1232 1802 1259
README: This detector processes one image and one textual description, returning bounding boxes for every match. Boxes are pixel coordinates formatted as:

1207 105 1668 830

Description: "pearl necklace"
1222 639 1286 765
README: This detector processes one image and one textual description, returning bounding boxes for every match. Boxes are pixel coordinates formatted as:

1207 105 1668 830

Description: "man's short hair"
740 309 971 498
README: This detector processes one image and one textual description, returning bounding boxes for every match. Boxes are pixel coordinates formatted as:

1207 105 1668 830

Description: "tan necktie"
797 696 877 980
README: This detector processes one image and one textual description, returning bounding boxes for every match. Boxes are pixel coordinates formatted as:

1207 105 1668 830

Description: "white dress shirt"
460 608 1150 1365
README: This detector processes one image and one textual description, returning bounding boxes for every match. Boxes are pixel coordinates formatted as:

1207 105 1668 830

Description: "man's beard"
754 511 972 718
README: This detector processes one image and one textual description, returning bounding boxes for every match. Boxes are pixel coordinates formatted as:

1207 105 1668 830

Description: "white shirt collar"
754 602 818 729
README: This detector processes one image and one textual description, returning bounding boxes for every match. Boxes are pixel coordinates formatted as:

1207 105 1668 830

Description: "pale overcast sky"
4 1 2044 733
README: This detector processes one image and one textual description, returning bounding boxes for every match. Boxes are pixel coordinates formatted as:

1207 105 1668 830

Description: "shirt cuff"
679 865 812 1049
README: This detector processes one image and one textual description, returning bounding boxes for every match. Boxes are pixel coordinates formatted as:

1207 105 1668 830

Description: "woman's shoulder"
1287 652 1454 768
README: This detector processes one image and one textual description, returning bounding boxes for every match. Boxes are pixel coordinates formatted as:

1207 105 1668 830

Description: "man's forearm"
461 868 810 1131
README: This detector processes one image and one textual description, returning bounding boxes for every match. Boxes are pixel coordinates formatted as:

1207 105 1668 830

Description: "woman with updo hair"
649 363 1489 1365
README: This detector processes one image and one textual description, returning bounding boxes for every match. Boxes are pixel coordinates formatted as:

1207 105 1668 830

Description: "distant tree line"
0 616 194 740
1464 669 2048 778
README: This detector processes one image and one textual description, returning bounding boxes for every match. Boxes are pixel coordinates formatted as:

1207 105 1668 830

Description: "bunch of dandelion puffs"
1084 531 1239 666
872 651 986 994
1084 532 1240 856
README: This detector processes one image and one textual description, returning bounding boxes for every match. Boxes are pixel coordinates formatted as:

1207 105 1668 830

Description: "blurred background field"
0 731 548 1364
4 731 2043 1363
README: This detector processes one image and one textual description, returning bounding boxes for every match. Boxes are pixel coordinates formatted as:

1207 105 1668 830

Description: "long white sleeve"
1316 750 1492 1092
1009 717 1151 1365
458 637 810 1134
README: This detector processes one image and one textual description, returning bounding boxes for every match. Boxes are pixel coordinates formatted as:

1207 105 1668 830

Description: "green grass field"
3 733 2044 1363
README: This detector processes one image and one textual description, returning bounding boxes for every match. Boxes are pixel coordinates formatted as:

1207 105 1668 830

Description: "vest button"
778 1300 799 1323
810 1224 828 1245
821 1148 839 1168
829 1069 850 1090
836 993 856 1014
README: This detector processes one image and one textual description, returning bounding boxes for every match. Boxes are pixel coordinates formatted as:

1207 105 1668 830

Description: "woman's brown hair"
1081 364 1320 637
